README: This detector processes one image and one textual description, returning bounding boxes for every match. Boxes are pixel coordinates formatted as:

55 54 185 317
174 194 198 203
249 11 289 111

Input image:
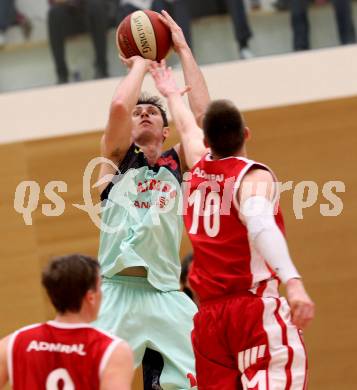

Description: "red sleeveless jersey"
183 154 285 303
7 321 122 390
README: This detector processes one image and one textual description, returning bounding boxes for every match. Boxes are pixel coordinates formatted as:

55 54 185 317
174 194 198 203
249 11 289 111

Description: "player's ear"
244 127 251 141
85 290 96 306
162 126 170 139
203 137 209 148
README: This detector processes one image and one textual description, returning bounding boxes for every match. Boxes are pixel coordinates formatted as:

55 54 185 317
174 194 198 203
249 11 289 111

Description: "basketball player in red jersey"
0 254 133 390
151 62 315 389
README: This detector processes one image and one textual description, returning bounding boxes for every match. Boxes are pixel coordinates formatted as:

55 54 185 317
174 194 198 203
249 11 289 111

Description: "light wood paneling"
0 143 45 335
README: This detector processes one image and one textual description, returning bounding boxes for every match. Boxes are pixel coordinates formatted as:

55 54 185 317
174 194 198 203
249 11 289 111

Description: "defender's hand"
286 278 315 330
158 10 189 53
150 60 190 98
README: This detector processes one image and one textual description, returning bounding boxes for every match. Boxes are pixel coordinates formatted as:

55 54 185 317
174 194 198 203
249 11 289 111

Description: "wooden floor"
0 95 356 389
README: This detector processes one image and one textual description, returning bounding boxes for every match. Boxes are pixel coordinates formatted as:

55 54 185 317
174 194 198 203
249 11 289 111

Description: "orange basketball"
116 10 172 62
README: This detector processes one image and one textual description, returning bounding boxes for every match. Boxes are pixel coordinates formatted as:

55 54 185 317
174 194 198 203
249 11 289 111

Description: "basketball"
116 10 172 62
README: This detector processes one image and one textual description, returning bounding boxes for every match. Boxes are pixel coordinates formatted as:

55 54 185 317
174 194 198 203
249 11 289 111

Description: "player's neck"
54 312 92 324
136 140 163 166
235 147 247 158
211 146 247 160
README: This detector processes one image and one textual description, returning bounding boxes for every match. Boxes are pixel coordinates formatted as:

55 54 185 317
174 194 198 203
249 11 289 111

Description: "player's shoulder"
242 167 274 182
237 156 276 181
5 323 43 359
12 323 43 339
16 323 43 332
159 144 181 167
112 340 131 356
98 336 131 378
0 334 11 356
106 340 133 366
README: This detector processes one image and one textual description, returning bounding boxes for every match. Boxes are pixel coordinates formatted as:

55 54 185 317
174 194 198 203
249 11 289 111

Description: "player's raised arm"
238 169 315 330
0 336 10 389
100 340 134 390
98 55 152 194
159 10 210 127
150 61 207 169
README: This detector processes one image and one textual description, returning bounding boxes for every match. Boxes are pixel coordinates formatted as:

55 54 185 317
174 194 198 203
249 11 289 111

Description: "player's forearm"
252 222 301 283
111 61 147 112
177 47 210 127
167 92 197 135
242 196 301 283
104 61 147 152
167 93 206 168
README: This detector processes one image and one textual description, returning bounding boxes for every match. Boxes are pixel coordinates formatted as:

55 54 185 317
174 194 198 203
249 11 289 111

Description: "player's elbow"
195 112 205 128
110 99 130 118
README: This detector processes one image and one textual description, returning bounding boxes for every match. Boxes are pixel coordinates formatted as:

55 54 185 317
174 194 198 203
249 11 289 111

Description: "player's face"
131 104 166 143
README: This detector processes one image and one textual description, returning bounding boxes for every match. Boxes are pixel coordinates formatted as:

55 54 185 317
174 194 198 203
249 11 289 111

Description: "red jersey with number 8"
184 154 285 303
8 321 121 390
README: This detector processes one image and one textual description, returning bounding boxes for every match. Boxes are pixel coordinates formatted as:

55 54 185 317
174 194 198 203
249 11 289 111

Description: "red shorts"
192 294 307 389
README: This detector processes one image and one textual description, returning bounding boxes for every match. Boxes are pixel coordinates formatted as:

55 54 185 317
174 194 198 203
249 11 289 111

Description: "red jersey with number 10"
184 154 285 303
7 321 121 390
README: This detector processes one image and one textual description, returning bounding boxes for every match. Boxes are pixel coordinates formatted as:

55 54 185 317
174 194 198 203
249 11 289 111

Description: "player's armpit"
0 336 10 389
96 136 126 195
100 134 128 163
100 341 134 390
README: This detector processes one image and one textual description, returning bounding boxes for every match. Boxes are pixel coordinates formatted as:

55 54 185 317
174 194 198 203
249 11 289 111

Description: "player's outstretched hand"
119 55 152 71
150 60 190 98
158 10 189 53
286 278 315 330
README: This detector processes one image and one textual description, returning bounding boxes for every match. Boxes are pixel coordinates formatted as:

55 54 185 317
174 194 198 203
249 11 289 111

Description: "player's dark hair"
42 254 100 314
137 93 169 127
203 100 245 158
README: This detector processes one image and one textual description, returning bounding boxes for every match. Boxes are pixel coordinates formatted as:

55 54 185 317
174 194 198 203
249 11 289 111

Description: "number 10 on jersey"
188 189 221 238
